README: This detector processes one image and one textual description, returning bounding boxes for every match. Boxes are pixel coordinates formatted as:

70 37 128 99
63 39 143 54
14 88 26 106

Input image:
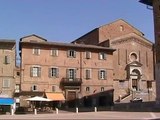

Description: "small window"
85 69 92 79
67 50 76 58
85 51 91 59
30 66 41 77
3 79 10 88
17 72 20 76
101 87 104 92
99 70 106 80
32 85 37 91
4 56 10 64
130 52 138 62
86 87 90 92
49 68 59 78
51 48 58 57
120 25 124 31
99 52 106 60
33 48 40 55
15 84 20 93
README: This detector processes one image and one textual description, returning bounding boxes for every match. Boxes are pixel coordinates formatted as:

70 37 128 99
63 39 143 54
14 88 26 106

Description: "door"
67 91 76 108
132 79 138 90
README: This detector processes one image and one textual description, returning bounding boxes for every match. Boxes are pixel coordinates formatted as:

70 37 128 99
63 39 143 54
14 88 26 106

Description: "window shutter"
74 69 77 79
98 70 101 80
56 68 59 78
67 50 69 57
104 70 107 79
66 69 69 78
104 53 106 60
99 53 101 60
49 68 51 77
74 51 76 58
38 67 41 77
30 67 33 77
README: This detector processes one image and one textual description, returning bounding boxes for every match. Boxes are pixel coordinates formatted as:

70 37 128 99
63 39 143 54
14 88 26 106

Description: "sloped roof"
20 34 116 51
20 34 47 42
99 19 144 36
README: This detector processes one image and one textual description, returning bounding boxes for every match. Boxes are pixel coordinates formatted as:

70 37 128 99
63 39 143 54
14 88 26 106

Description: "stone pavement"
0 111 160 120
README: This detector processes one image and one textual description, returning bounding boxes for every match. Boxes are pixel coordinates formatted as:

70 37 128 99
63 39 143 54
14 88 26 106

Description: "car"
130 97 143 103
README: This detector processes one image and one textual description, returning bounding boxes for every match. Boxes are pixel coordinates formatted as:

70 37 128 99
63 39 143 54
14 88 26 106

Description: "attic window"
120 25 124 32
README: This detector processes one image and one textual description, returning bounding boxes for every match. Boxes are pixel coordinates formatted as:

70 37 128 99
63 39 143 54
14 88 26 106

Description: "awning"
0 98 14 105
45 93 65 101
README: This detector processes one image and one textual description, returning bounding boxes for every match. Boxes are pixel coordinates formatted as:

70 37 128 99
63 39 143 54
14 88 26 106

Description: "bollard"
94 107 97 112
11 108 14 115
76 107 78 113
34 108 37 115
56 108 58 114
111 106 114 111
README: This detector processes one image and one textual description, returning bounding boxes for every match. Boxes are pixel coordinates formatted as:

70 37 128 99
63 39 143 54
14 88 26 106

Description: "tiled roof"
0 39 16 43
20 40 115 51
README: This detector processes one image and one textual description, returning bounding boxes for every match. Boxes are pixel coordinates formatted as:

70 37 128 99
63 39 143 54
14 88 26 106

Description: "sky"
0 0 154 45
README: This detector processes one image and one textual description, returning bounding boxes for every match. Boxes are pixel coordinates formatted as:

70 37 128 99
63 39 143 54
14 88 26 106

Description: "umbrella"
25 96 52 101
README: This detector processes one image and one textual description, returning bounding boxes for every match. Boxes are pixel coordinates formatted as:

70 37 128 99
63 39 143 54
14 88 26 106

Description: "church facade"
72 19 155 102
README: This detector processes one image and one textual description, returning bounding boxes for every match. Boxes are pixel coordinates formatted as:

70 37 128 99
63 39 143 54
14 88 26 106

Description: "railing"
61 78 82 86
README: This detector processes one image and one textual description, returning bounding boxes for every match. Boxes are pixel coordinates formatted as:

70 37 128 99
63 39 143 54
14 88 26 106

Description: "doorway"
132 79 138 90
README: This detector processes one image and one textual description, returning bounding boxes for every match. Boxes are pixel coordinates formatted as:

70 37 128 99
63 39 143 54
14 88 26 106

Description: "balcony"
61 78 82 86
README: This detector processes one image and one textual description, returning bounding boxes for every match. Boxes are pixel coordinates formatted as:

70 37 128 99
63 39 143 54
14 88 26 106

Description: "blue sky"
0 0 154 44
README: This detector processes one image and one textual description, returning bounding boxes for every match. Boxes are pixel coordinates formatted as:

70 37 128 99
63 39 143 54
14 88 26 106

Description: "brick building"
72 19 156 102
19 34 115 107
0 40 16 98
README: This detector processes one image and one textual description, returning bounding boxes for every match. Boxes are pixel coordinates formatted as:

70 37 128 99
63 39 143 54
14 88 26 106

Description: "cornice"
111 37 153 49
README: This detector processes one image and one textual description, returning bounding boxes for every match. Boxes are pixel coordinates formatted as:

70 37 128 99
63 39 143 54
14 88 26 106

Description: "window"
52 86 55 92
101 87 104 92
49 68 59 78
32 85 37 91
99 52 106 60
30 66 41 77
86 87 90 92
15 84 20 93
17 72 20 77
33 48 40 55
120 25 124 31
51 48 58 57
67 69 76 80
4 56 10 64
99 70 106 80
67 50 76 58
85 51 91 59
3 79 10 88
85 69 92 79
